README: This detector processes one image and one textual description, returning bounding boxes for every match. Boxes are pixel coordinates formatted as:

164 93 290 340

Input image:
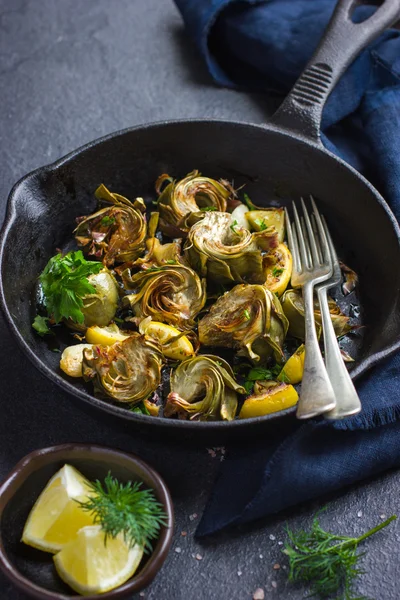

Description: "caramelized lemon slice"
278 344 305 384
53 525 143 595
264 243 293 296
139 318 194 361
85 323 130 346
239 382 298 419
21 465 94 553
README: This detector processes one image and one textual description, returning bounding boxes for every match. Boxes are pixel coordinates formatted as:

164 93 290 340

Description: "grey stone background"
0 1 399 599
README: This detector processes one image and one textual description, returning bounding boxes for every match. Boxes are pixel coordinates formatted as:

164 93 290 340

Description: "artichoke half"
82 333 162 404
281 288 352 339
185 212 279 285
122 262 206 329
156 170 233 237
165 355 245 421
198 284 288 363
75 184 147 266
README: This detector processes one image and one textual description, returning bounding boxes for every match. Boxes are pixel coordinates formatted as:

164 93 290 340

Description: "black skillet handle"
270 0 400 144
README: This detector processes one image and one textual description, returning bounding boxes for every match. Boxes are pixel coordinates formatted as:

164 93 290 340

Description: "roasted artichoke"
198 284 288 363
122 262 206 329
185 211 279 285
156 170 233 237
281 288 352 339
75 184 147 266
165 355 245 421
82 333 162 404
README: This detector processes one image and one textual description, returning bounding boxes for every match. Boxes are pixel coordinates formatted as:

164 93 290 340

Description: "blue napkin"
173 0 400 536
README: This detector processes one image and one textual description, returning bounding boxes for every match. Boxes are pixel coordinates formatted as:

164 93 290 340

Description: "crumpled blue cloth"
173 0 400 536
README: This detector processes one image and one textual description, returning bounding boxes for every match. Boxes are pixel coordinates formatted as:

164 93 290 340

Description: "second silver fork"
286 198 336 419
317 216 361 419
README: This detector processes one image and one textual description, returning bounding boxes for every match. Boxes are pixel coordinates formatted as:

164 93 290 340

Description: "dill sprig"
283 513 397 600
77 473 168 553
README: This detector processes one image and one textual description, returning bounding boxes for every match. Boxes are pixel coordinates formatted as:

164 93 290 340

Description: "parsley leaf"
130 402 151 415
166 259 177 264
32 315 51 336
39 251 103 324
100 216 115 226
243 309 251 321
272 267 284 277
244 380 254 394
243 193 256 211
255 218 267 231
200 206 217 212
230 219 238 233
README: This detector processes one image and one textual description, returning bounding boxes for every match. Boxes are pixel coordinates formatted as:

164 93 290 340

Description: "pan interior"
2 120 400 429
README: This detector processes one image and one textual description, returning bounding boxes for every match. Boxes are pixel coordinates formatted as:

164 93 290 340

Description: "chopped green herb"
243 309 251 321
77 472 168 553
243 193 256 211
279 370 290 383
200 206 217 212
165 259 177 264
255 218 267 231
100 216 115 227
246 365 281 382
230 219 238 233
272 267 284 277
32 315 51 336
244 380 254 394
144 266 164 273
130 402 151 415
283 512 397 600
113 317 125 325
39 251 103 324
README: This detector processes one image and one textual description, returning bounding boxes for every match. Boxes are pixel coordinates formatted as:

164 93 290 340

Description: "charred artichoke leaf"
185 212 279 285
82 333 162 404
165 355 245 421
198 284 288 363
340 261 358 295
156 170 233 237
74 184 147 266
281 288 352 339
122 262 206 329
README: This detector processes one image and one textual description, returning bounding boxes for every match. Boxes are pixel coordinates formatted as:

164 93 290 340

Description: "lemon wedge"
53 525 144 595
139 318 194 361
22 465 95 553
264 242 293 296
85 323 130 346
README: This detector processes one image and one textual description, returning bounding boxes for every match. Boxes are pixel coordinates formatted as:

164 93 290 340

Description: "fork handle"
296 282 336 419
317 287 362 419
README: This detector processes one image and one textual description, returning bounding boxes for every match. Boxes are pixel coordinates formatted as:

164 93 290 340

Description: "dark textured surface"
0 1 399 599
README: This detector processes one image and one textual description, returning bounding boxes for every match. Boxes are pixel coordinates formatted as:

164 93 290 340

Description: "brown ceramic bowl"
0 444 174 599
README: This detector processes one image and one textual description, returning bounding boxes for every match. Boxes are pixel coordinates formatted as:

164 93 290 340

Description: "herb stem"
335 515 397 551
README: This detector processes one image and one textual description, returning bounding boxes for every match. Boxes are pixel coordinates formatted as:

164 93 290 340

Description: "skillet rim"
1 118 400 431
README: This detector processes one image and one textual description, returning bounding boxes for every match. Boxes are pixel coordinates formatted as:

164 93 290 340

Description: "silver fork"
317 215 361 419
285 199 336 419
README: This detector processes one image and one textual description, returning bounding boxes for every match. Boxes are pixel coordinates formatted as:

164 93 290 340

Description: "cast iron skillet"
1 0 400 436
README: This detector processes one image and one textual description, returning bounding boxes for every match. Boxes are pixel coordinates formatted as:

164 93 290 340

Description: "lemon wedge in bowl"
21 464 94 553
53 525 144 595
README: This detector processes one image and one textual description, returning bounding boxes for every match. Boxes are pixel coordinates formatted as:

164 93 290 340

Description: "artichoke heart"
156 170 233 237
198 284 288 363
82 333 162 404
122 263 206 329
75 184 147 266
281 288 352 339
165 355 245 421
185 211 279 285
239 381 298 419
